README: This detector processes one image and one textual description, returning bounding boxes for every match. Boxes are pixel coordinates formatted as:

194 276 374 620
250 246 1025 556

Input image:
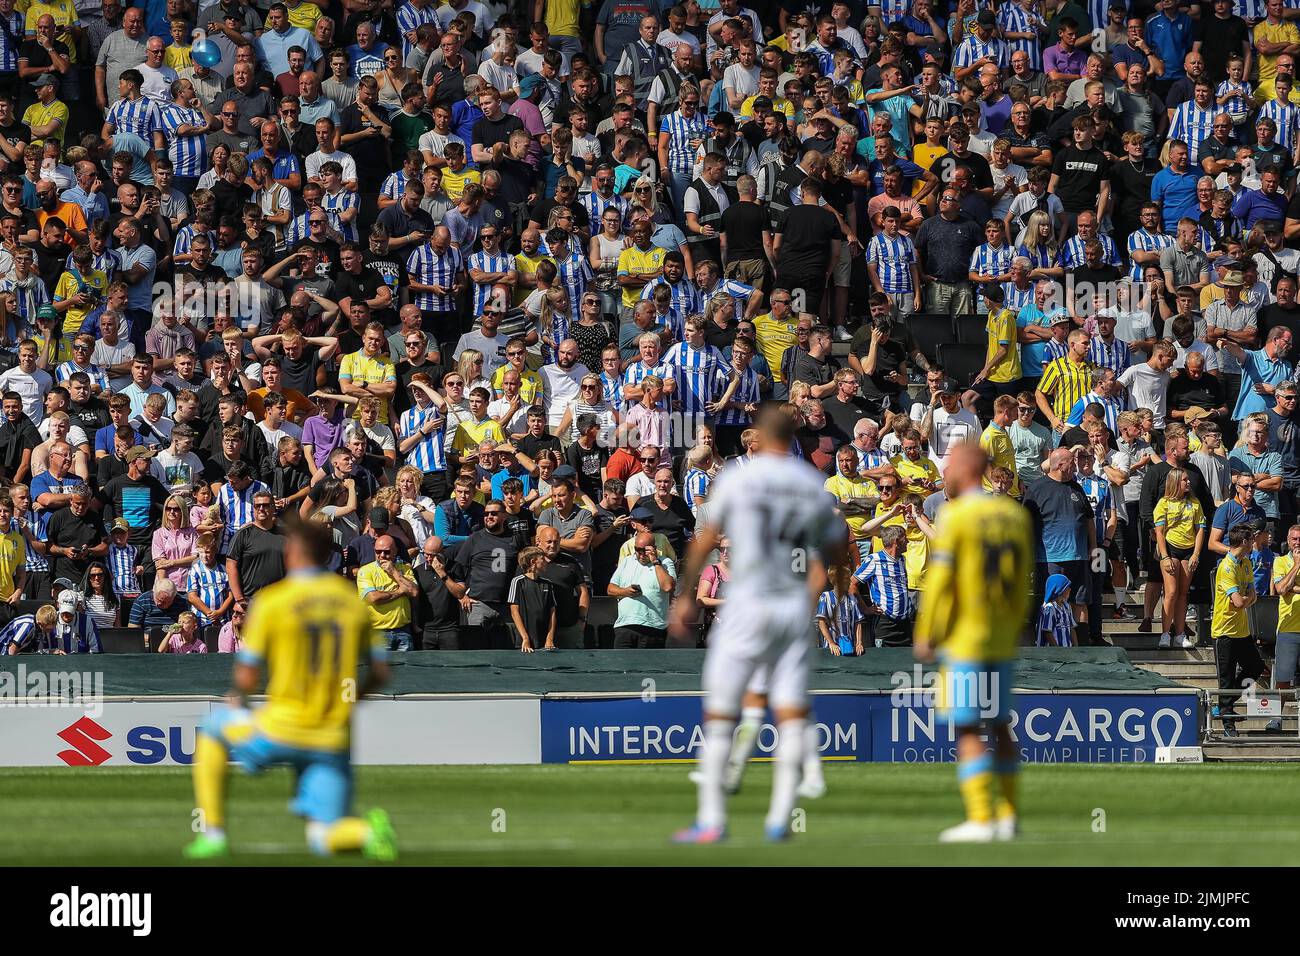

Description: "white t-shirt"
989 162 1028 221
540 361 589 428
37 421 89 447
454 329 508 379
722 63 760 100
0 366 52 424
416 129 466 161
656 29 700 55
150 449 205 494
487 396 529 437
477 59 518 94
305 149 358 183
257 419 303 452
908 403 980 469
1119 362 1171 428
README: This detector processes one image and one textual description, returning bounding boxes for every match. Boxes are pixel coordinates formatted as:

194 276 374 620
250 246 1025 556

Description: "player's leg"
763 625 812 840
299 754 397 861
988 662 1020 840
673 627 757 843
724 666 770 794
937 661 1002 843
184 706 260 859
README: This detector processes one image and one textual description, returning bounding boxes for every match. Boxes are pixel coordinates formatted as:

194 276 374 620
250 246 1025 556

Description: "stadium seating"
98 628 147 654
904 313 957 366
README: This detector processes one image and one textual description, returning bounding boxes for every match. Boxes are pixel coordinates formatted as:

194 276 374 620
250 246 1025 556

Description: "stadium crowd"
0 0 1295 713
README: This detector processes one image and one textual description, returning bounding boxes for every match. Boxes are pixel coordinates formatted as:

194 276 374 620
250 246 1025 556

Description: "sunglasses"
374 548 393 555
506 349 525 356
640 456 658 463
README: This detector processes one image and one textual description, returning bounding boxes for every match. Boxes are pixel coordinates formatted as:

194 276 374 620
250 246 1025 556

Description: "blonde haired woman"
395 465 438 543
457 348 492 394
1152 467 1206 649
152 494 197 592
539 286 573 364
1016 209 1063 280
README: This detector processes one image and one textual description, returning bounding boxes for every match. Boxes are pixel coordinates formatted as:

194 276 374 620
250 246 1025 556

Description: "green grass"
7 762 1300 866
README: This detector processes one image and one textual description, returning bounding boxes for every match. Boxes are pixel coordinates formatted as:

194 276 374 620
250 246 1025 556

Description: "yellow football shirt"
452 415 506 457
1212 552 1253 638
337 350 397 423
53 268 108 335
980 422 1020 497
985 307 1020 383
240 570 380 753
0 529 25 600
1274 553 1300 633
491 364 543 404
1152 496 1205 551
164 45 192 71
22 99 68 147
752 311 799 383
441 166 481 203
285 0 323 30
1255 21 1300 94
741 94 795 120
617 243 666 309
1037 355 1093 422
24 0 77 61
824 471 878 539
356 560 414 631
513 251 548 306
914 490 1034 662
912 144 947 195
889 453 941 498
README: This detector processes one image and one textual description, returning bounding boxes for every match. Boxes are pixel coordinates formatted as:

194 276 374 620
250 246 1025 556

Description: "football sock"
726 706 765 783
192 734 229 831
698 718 736 829
956 751 995 824
324 817 371 854
994 758 1019 821
766 717 806 831
802 721 824 787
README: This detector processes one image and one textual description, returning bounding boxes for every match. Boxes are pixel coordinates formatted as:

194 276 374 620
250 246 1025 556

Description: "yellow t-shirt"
513 251 548 306
491 364 544 404
164 45 192 71
1255 20 1300 94
913 490 1034 662
356 560 414 631
751 311 799 383
985 307 1021 383
617 244 666 309
1274 553 1300 633
53 268 108 335
22 99 68 147
889 453 941 498
824 471 878 539
242 570 380 752
1213 552 1253 638
452 415 506 457
0 529 25 600
441 166 481 203
24 0 77 62
1153 496 1206 551
741 94 795 120
285 0 324 30
542 0 584 37
912 144 947 195
337 350 397 423
980 422 1020 497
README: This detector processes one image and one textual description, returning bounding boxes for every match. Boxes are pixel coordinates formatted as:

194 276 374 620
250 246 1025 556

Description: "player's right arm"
913 516 957 662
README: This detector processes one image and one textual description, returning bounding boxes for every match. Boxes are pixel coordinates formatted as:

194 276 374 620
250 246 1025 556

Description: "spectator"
607 530 676 648
129 576 184 629
1152 467 1207 649
357 533 419 651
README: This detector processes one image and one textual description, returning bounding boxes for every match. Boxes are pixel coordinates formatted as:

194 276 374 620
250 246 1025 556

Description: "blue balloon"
191 38 221 69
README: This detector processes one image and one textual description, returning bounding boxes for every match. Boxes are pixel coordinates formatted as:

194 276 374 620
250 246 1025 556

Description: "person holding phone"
607 530 676 648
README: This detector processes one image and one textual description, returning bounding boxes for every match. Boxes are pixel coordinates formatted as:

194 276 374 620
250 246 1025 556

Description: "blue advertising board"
539 692 1200 764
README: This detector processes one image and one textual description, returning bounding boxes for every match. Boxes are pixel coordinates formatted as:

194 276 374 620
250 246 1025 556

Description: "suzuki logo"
56 716 112 766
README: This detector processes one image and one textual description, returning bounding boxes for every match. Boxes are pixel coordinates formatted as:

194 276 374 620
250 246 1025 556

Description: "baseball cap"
31 73 55 90
36 304 57 322
751 95 773 111
1183 406 1212 423
57 591 77 614
1050 311 1073 325
1221 270 1244 287
518 73 544 98
111 517 131 532
629 503 655 521
552 464 578 481
369 506 390 530
123 446 154 462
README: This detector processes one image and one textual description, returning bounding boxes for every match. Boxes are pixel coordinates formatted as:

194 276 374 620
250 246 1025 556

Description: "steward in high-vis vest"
614 22 670 110
684 153 738 268
697 112 757 193
646 45 698 143
766 151 828 230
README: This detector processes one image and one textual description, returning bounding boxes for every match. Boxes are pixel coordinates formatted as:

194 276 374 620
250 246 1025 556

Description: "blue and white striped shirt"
1069 388 1125 435
156 103 208 178
857 447 890 478
664 340 730 415
0 11 23 73
467 249 515 317
817 589 865 646
969 241 1014 280
640 276 704 318
714 363 759 427
1037 599 1076 646
108 541 141 596
51 612 101 654
0 614 39 654
1 276 48 325
1087 336 1132 375
406 243 463 311
76 248 119 282
173 224 215 260
1126 228 1173 282
1078 471 1114 547
104 96 159 141
1260 97 1300 151
582 190 631 229
54 360 109 394
660 109 709 174
396 0 439 57
698 279 755 323
1168 101 1222 163
1002 280 1036 315
867 232 917 294
17 511 47 572
600 370 623 408
1045 337 1069 363
853 549 912 619
878 0 910 22
542 309 572 364
1216 80 1253 123
1016 242 1059 272
217 479 269 552
998 3 1045 69
553 245 593 315
682 467 710 515
321 187 359 242
397 404 446 473
380 169 410 203
186 555 230 626
622 360 673 411
1060 233 1120 269
952 34 1008 70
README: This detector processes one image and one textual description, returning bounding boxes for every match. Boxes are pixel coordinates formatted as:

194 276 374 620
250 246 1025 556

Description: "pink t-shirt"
217 623 242 654
152 526 197 591
163 633 207 654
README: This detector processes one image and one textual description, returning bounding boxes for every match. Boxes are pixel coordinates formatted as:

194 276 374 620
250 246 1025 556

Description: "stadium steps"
1202 740 1300 761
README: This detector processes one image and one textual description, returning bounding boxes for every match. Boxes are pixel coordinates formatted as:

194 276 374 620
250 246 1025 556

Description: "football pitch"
7 762 1300 866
